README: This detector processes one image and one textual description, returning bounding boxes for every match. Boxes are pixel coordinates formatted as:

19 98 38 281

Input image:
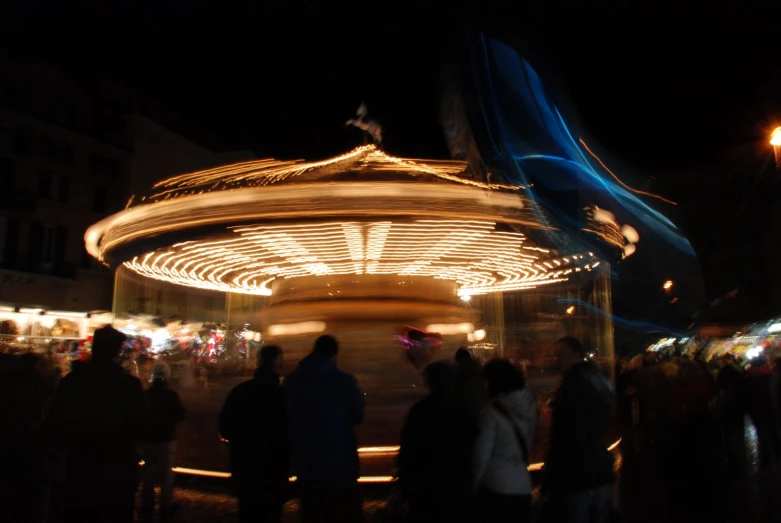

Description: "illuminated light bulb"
623 244 636 257
473 329 487 341
621 224 640 244
566 306 575 315
461 295 472 302
592 208 616 225
771 127 781 146
663 280 673 291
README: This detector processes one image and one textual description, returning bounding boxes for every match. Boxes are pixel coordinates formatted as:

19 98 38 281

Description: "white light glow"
122 220 592 297
621 224 640 244
267 321 327 337
425 323 474 335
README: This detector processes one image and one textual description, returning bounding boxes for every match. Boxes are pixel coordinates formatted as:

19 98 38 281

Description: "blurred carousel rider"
45 325 150 523
140 362 186 522
220 345 289 523
474 359 537 523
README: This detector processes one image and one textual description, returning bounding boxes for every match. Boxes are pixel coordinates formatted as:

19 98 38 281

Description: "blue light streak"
469 33 694 255
558 299 688 338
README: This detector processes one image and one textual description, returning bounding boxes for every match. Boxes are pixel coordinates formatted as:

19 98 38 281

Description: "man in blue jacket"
283 335 364 523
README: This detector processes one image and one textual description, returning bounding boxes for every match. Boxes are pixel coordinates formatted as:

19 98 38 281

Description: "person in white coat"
474 359 537 523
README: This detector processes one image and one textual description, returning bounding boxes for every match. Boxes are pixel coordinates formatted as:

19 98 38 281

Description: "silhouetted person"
474 359 537 523
283 335 364 523
220 345 289 523
0 353 47 523
45 325 149 523
542 337 614 523
454 347 488 428
140 362 186 522
398 361 474 523
743 356 780 466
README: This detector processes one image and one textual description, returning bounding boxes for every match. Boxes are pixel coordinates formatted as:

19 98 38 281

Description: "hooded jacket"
474 388 537 495
283 352 364 489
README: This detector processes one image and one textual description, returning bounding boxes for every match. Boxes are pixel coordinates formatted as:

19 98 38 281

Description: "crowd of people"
0 327 617 523
220 335 615 523
0 326 187 523
613 349 781 521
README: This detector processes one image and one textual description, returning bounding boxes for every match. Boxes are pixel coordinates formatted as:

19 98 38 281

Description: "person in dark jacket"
140 362 186 522
283 335 364 523
454 347 488 429
45 325 150 523
398 361 475 523
220 345 289 523
542 337 614 523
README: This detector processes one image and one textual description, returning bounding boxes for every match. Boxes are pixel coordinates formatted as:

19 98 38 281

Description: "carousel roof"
131 144 522 207
85 145 609 297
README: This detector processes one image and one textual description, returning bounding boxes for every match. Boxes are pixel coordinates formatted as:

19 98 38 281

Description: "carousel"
85 121 625 440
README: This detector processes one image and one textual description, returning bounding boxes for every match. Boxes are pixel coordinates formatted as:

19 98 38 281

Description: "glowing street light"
771 127 781 168
566 305 575 315
663 280 674 292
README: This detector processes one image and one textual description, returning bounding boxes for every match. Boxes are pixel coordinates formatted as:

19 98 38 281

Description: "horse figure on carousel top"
345 103 383 143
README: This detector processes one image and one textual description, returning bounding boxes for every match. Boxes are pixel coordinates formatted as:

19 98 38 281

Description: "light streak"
121 220 594 296
166 440 622 479
145 144 522 204
85 181 544 262
578 139 677 206
469 33 694 256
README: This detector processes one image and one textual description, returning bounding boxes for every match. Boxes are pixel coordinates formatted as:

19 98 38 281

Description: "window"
40 224 56 268
38 171 70 203
13 128 31 154
38 170 52 198
57 176 69 204
41 136 73 164
89 154 118 178
92 186 107 213
0 157 14 189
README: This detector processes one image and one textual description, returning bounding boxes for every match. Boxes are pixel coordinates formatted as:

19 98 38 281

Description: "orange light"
771 127 781 146
663 280 673 291
579 139 677 206
566 306 575 315
164 440 622 479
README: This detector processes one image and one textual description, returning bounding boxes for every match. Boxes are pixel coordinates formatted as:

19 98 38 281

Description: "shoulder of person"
333 368 359 387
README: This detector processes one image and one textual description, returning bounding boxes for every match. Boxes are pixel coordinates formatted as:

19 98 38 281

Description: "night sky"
3 4 781 321
4 5 781 173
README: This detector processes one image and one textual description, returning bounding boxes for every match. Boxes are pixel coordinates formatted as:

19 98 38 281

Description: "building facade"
0 53 243 313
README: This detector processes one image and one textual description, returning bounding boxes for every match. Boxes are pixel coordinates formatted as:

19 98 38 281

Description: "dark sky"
4 4 781 173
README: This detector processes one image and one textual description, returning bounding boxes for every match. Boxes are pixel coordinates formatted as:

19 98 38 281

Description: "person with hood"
542 336 614 523
140 362 186 522
473 359 537 523
219 345 289 523
454 347 488 428
45 325 149 523
398 361 475 523
283 335 364 523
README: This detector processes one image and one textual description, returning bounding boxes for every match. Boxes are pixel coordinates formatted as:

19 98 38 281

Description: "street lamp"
771 127 781 168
